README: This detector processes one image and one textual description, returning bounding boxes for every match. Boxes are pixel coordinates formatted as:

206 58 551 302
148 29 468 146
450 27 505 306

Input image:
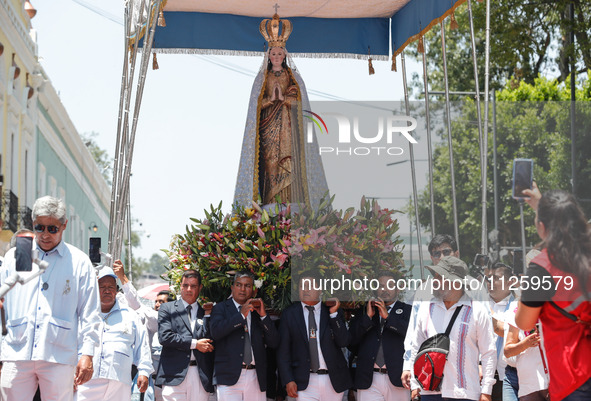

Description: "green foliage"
80 131 113 185
415 75 591 263
409 1 591 95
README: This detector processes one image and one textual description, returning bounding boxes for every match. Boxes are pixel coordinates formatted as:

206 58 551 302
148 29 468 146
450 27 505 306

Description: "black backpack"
413 305 463 391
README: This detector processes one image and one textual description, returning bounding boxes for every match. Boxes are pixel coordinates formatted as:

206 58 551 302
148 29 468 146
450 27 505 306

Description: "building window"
38 162 46 197
10 133 16 190
48 176 57 197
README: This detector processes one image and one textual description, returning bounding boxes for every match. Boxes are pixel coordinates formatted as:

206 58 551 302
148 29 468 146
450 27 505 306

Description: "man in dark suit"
210 271 279 401
349 271 411 400
277 274 351 401
155 269 214 401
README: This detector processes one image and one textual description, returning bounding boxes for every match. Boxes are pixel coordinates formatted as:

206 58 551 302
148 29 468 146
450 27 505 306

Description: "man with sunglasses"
427 234 460 264
0 196 101 401
402 234 461 394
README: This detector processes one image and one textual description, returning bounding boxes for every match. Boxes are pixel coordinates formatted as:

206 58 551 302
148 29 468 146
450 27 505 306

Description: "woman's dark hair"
267 47 288 71
537 190 591 296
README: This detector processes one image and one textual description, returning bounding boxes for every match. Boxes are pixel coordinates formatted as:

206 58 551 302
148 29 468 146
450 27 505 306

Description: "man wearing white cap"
75 266 153 401
401 256 497 401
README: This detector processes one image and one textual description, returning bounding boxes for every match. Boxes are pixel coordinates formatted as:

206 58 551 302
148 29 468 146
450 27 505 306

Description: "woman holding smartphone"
515 183 591 401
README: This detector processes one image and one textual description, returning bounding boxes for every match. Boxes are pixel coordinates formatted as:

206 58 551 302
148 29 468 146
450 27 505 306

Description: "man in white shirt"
402 256 497 401
0 196 101 401
75 267 153 401
485 263 516 401
113 259 172 401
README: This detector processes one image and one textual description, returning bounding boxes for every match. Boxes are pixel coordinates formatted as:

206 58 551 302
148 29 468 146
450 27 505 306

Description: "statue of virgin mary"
233 14 329 211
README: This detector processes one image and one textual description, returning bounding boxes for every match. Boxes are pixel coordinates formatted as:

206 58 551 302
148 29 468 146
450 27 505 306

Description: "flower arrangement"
164 196 405 311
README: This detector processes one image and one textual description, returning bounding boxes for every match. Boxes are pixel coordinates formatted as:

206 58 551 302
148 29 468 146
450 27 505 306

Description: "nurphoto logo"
304 107 418 157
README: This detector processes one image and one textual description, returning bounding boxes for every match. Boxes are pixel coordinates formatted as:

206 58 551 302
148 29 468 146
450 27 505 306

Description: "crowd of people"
0 189 589 401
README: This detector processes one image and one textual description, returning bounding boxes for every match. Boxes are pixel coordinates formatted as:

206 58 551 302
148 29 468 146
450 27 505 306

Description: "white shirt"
300 302 338 371
504 304 549 397
0 241 101 366
122 282 161 371
489 294 515 379
403 293 497 399
90 300 153 385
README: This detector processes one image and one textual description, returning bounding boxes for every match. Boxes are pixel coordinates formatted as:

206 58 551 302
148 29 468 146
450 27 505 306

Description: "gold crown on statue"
260 13 292 48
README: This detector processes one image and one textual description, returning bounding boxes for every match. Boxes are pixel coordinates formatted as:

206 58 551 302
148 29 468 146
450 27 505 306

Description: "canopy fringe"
147 47 389 60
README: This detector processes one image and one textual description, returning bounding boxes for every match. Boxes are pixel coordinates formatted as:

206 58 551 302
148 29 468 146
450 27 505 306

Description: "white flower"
254 279 263 289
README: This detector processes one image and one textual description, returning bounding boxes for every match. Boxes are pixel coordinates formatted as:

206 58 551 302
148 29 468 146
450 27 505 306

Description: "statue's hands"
270 86 277 101
277 84 284 101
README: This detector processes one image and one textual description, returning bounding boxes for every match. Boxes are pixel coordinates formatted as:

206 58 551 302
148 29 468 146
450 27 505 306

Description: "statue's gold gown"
258 69 304 204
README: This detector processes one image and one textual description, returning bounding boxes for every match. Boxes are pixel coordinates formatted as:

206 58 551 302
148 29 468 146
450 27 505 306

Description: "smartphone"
15 235 34 272
473 254 490 268
89 237 101 264
512 158 534 199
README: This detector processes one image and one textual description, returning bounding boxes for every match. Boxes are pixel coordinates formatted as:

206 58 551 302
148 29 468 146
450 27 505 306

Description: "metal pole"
467 0 487 254
570 2 576 197
492 89 499 260
409 217 413 269
484 0 492 244
113 0 148 259
114 0 161 259
421 45 436 237
519 201 527 275
127 200 133 282
401 52 425 280
109 2 131 254
439 22 460 250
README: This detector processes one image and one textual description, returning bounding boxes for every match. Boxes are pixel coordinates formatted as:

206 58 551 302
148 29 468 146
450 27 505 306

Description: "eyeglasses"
431 248 453 258
34 224 61 234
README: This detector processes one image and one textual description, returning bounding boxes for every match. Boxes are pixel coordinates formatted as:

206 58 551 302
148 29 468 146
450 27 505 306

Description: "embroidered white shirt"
403 293 497 399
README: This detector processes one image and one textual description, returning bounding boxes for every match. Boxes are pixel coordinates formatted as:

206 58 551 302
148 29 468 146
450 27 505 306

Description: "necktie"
306 305 320 373
375 307 391 368
186 305 197 339
240 306 253 365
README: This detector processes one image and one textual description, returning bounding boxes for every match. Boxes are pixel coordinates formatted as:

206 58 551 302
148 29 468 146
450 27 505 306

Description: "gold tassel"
450 11 459 30
152 52 159 70
368 58 375 75
158 9 166 27
418 36 425 53
391 54 397 72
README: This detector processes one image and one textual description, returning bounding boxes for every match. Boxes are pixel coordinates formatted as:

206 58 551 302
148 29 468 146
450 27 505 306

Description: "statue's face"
269 47 285 69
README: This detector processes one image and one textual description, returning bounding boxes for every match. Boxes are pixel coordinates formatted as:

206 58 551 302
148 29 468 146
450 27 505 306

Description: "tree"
408 1 591 95
415 75 591 263
80 131 113 185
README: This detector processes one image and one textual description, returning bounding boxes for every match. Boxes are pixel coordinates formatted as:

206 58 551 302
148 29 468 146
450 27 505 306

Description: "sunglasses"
431 248 453 258
34 224 61 234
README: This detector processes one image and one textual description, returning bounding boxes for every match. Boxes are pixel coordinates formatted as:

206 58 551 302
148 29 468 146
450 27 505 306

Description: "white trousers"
75 378 130 401
357 372 411 401
287 373 343 401
216 369 265 401
1 360 76 401
162 366 210 401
